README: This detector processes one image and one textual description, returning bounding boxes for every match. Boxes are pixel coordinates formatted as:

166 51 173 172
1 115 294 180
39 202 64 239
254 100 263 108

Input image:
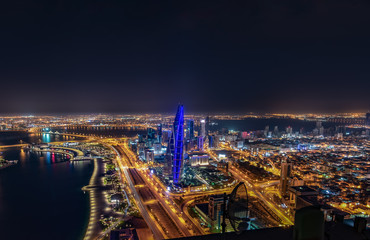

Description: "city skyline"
0 105 369 239
1 1 370 239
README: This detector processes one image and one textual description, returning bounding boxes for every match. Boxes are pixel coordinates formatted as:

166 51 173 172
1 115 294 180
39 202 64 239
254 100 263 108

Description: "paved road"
110 144 165 240
229 165 293 225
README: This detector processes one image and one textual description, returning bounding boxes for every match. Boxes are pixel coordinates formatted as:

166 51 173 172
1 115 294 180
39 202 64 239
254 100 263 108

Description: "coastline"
82 156 123 240
82 158 104 240
0 146 92 240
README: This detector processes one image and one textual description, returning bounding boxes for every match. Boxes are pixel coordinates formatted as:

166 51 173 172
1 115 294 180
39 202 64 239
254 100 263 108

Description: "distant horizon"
0 111 368 117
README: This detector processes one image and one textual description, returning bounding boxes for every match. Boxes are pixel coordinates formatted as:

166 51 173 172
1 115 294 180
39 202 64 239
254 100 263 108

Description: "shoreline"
82 158 104 240
0 145 92 240
82 156 123 240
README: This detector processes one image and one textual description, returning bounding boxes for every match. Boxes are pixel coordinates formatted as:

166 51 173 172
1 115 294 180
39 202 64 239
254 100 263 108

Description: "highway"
228 164 293 225
117 142 205 237
128 168 185 239
110 144 165 240
208 145 292 225
112 143 198 239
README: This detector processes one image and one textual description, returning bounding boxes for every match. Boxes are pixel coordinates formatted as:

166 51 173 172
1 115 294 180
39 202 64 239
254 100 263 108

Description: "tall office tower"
147 128 156 148
213 135 220 148
280 160 292 197
166 105 185 184
145 149 154 163
197 136 204 151
264 125 269 137
162 130 171 144
187 119 194 139
164 141 173 176
319 126 324 136
205 116 210 136
286 126 293 135
153 142 162 155
138 134 144 142
137 141 146 160
273 126 279 137
316 121 322 129
366 113 370 126
208 135 214 148
208 194 225 230
147 128 156 140
200 119 206 137
157 124 162 143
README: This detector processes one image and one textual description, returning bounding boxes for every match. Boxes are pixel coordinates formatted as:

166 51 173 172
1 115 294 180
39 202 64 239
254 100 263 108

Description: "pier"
0 144 29 149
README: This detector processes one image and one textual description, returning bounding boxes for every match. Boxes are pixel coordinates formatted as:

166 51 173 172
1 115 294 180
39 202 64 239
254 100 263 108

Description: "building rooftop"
289 186 318 195
172 227 292 240
171 222 370 240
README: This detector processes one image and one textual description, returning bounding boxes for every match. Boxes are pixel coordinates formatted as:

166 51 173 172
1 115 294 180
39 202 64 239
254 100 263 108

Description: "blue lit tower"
172 105 184 184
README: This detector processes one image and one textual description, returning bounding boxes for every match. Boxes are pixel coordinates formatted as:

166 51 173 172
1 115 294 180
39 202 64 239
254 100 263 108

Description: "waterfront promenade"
83 158 123 240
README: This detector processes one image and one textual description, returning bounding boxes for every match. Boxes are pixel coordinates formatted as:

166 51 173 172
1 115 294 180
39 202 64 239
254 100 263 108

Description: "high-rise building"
280 160 292 197
147 128 156 140
187 119 194 139
205 116 210 136
197 136 204 151
162 130 171 144
286 126 293 135
200 119 206 137
208 135 219 149
166 105 185 184
164 143 173 176
273 126 279 137
137 140 146 160
366 113 370 126
145 149 154 163
147 128 156 148
319 126 324 136
157 124 162 143
153 142 162 155
264 125 269 137
208 194 225 230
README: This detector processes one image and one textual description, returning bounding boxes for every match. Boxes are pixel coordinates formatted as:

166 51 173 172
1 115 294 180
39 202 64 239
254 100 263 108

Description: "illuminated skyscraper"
286 126 293 136
205 116 210 136
280 160 292 197
264 125 269 137
156 124 162 143
273 126 279 137
187 119 194 139
200 119 206 137
366 113 370 126
167 105 185 184
197 136 204 150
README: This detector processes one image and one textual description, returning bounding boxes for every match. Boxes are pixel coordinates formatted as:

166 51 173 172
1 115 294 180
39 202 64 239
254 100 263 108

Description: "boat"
0 156 18 169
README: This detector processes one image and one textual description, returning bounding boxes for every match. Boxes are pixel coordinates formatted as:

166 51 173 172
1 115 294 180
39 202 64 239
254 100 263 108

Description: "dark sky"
1 0 370 114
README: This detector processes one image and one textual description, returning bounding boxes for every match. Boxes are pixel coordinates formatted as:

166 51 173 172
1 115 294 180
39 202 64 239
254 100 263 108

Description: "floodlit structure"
166 105 185 184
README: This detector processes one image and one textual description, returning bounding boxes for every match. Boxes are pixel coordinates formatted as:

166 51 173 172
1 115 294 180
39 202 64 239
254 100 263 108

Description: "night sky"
1 0 370 114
